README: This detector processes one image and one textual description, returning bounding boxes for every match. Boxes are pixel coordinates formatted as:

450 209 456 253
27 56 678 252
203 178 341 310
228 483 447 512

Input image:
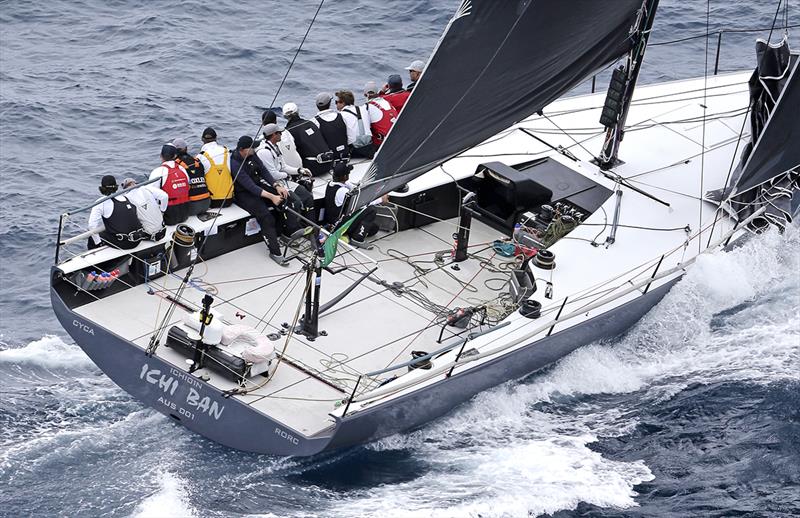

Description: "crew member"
263 108 303 170
121 178 168 241
313 92 349 160
87 175 144 250
230 135 292 266
405 60 425 92
149 143 190 225
336 89 374 159
364 81 398 149
323 162 387 246
381 74 410 112
197 127 234 207
283 102 333 177
256 123 315 221
173 137 210 216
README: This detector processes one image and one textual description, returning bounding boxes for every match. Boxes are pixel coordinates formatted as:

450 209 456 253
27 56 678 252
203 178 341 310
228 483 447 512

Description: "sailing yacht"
51 0 799 455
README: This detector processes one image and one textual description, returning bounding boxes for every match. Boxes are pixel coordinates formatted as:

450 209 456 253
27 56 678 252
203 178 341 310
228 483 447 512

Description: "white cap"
282 102 298 116
405 60 425 72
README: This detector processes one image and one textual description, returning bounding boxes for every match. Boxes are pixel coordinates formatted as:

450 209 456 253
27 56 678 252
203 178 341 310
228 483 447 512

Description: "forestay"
352 0 645 209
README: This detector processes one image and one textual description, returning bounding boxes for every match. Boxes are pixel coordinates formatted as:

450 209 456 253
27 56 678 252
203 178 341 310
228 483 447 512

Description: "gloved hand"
299 168 312 176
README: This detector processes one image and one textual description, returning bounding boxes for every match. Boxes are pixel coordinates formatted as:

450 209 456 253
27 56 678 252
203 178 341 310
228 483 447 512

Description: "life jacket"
278 131 303 169
202 147 234 202
286 117 333 176
129 187 164 235
177 153 209 202
102 196 143 249
368 98 397 147
323 182 347 225
315 112 349 159
343 106 373 148
161 162 190 206
384 90 410 112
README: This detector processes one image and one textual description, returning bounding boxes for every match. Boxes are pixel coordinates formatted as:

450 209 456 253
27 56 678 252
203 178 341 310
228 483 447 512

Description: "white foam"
131 471 197 518
353 426 652 518
0 334 92 370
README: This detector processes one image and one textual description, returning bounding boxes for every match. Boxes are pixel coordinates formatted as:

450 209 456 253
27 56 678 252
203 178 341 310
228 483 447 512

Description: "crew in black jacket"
230 135 291 266
283 103 333 177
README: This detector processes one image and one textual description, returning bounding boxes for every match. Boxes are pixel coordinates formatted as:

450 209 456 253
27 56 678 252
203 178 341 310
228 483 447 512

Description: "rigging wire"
145 0 327 355
767 0 786 43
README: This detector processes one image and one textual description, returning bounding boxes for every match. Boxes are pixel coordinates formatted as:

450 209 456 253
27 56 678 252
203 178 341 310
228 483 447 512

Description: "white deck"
63 72 752 436
73 218 510 435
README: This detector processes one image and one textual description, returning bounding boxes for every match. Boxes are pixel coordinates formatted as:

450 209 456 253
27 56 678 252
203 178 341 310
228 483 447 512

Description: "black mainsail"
352 0 645 209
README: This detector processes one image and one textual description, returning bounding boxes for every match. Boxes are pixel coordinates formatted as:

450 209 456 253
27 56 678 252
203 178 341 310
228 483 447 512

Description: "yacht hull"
52 268 679 456
50 280 335 456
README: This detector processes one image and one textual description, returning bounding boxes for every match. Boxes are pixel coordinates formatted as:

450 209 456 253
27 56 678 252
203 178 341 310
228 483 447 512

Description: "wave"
130 471 198 518
0 335 93 371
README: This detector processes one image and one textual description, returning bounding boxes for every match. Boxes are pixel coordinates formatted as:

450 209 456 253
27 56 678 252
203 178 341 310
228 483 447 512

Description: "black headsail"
350 0 646 210
718 38 800 229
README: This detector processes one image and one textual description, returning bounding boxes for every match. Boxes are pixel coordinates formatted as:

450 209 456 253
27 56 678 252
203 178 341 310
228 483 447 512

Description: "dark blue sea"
1 1 798 516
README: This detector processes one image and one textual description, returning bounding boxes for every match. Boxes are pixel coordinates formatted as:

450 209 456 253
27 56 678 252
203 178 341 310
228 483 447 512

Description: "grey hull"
327 278 680 449
51 278 334 456
51 268 679 456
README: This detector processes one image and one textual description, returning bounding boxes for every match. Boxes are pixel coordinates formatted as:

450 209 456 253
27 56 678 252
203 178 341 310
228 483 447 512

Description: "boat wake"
0 334 94 372
131 471 198 518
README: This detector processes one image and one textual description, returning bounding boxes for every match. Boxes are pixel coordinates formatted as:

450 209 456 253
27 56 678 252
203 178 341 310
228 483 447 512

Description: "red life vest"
160 162 190 206
384 90 410 112
368 98 397 148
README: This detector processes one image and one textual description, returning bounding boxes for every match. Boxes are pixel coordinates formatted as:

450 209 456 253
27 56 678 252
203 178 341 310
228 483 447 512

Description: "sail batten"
353 0 645 209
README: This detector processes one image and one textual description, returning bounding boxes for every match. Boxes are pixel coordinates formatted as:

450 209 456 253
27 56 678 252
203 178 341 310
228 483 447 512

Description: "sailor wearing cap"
323 162 387 246
173 137 210 216
363 81 397 149
283 101 334 177
230 135 292 266
257 123 315 220
405 59 425 92
148 143 191 225
197 127 234 207
381 73 410 111
312 92 349 160
87 175 145 250
260 108 303 172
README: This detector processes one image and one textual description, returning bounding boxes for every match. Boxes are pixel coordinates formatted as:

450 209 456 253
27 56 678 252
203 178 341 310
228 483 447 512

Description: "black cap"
332 161 352 180
161 143 177 160
237 135 254 150
202 127 217 140
261 110 277 125
388 74 403 88
101 175 117 188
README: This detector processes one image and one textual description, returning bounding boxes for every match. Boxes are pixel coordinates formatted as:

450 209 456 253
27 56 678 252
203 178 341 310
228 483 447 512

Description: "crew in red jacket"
148 143 190 225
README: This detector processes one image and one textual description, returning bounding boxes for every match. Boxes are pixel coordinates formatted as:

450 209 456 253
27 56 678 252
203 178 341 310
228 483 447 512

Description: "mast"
596 0 660 170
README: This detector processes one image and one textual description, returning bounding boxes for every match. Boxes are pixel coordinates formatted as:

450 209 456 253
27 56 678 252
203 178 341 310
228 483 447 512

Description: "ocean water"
1 1 798 517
